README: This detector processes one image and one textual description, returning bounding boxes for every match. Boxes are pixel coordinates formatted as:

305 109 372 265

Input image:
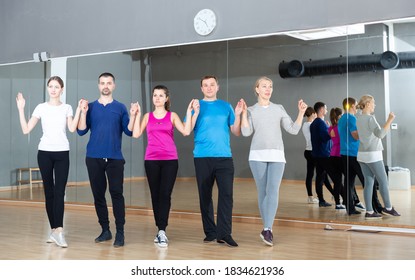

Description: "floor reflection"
1 178 413 228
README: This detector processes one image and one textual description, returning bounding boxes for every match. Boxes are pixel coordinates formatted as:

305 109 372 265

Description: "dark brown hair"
152 85 170 111
330 107 343 126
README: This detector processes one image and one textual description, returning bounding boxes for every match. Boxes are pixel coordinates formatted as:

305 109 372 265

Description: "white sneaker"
50 231 68 248
157 230 168 248
46 234 54 243
307 196 319 204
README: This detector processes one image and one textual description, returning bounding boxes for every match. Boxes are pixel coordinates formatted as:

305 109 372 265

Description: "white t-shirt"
302 121 312 151
32 102 73 151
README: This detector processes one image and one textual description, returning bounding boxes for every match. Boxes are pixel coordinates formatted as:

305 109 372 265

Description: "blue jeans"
249 161 285 229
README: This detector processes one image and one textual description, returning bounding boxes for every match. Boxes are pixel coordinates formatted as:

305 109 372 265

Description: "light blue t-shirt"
193 99 235 158
338 112 360 156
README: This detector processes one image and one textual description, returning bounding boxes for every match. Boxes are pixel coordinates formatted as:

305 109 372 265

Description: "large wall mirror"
1 18 413 231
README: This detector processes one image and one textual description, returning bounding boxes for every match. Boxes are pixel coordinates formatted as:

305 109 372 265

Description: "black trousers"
315 157 344 204
37 150 69 229
304 150 334 197
86 157 125 232
194 157 234 240
145 160 178 231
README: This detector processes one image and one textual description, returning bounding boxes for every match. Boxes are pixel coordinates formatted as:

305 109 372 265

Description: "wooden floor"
1 178 414 229
1 198 415 260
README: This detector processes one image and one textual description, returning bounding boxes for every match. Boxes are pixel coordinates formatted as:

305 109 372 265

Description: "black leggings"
37 150 69 229
145 160 178 231
304 150 333 197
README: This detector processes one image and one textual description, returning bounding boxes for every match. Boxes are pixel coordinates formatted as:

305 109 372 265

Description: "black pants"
37 150 69 229
304 150 333 197
341 155 362 214
194 157 234 240
315 157 344 204
86 157 125 232
145 160 178 231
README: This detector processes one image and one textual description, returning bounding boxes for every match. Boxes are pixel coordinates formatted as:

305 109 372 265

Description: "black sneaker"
260 230 273 246
203 235 216 243
217 235 238 247
95 230 112 243
113 232 124 248
365 212 382 220
348 210 362 215
319 201 332 207
382 207 401 217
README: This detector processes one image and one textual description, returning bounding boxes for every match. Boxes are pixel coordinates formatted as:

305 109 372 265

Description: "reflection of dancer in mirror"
77 72 137 248
338 97 367 215
16 76 82 248
302 107 334 204
356 95 400 219
328 107 346 210
241 76 307 246
132 85 199 248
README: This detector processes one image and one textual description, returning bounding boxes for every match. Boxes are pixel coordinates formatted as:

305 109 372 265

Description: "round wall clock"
194 9 217 36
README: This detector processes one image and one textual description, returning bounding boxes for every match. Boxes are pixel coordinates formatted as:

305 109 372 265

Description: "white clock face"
194 9 217 36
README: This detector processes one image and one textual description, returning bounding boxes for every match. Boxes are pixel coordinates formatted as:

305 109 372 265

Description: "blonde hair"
357 95 374 110
254 76 273 96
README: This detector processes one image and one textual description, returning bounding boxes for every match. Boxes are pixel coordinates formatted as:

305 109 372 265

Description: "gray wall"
2 0 415 64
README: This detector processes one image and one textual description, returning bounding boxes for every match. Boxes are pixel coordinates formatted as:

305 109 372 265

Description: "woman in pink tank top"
132 85 199 247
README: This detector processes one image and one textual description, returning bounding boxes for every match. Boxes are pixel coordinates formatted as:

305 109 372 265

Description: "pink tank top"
145 111 178 160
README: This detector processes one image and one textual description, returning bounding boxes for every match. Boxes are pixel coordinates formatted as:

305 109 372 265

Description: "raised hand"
16 92 26 110
130 102 140 116
79 99 89 114
235 98 246 115
298 99 307 113
191 99 200 114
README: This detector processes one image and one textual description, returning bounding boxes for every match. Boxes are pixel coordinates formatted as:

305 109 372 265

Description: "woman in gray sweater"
356 95 400 219
241 76 307 246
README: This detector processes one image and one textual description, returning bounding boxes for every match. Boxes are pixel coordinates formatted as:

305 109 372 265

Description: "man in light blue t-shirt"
190 75 243 247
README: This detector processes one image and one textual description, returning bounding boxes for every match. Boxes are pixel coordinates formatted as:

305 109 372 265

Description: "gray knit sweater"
355 113 387 152
241 103 301 151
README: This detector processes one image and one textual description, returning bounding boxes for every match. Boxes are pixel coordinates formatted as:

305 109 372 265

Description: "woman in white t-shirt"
16 76 82 248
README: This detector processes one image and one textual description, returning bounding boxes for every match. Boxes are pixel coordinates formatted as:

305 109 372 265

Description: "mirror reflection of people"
132 85 199 248
310 102 343 208
302 107 334 204
16 76 82 248
356 95 400 219
190 75 243 247
338 97 374 215
241 76 307 246
77 72 137 248
328 107 346 210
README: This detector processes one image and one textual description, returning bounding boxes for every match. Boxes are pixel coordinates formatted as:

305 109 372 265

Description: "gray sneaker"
365 212 382 220
382 207 401 216
157 230 168 248
260 230 273 246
